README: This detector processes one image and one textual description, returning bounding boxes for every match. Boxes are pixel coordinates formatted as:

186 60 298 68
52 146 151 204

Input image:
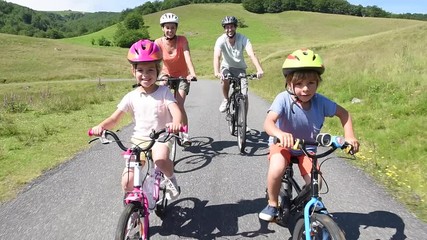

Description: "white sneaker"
163 179 181 200
219 99 228 112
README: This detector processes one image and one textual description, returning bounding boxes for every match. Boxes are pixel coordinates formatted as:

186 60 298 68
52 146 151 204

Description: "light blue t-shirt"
268 91 337 154
214 33 249 70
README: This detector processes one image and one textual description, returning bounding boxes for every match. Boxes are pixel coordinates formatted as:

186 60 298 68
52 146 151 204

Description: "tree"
114 25 150 48
242 0 265 13
264 0 284 13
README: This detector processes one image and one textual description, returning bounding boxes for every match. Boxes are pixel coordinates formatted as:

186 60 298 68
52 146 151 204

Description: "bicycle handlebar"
224 73 257 80
162 76 198 82
273 133 355 157
88 126 188 152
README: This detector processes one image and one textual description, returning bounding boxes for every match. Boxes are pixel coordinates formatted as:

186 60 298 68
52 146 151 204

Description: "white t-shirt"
117 86 176 139
214 32 250 70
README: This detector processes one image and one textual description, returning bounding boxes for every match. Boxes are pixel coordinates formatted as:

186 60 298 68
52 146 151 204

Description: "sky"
5 0 427 14
4 0 150 12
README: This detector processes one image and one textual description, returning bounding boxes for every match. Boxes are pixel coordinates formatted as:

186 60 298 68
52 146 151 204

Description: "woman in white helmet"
155 12 197 147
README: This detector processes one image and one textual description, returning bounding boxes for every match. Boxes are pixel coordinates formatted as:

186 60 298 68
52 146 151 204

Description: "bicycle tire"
169 138 177 164
292 213 345 240
236 97 247 153
115 203 150 240
227 98 236 136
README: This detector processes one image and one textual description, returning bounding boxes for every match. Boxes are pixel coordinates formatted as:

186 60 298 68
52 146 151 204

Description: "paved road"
1 80 426 239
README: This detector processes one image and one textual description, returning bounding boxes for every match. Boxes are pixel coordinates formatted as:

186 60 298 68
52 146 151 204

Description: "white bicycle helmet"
160 13 179 26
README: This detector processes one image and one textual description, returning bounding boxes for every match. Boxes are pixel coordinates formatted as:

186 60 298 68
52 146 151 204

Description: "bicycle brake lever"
100 137 113 144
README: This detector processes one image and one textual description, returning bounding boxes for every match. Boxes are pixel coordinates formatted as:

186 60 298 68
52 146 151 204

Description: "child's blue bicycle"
270 133 355 240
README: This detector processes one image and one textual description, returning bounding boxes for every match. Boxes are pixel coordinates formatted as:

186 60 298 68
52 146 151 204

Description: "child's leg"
152 142 174 177
266 144 291 207
121 168 134 192
299 156 321 187
259 144 290 221
267 153 287 207
152 141 180 200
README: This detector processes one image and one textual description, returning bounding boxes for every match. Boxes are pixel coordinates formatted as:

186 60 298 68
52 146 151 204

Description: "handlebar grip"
167 125 188 133
88 128 105 137
272 137 302 149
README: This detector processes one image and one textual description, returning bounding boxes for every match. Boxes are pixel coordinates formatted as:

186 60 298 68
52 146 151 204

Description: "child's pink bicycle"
88 127 186 240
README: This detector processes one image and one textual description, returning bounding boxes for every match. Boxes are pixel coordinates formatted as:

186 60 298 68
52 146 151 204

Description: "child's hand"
90 126 104 136
166 122 181 133
345 137 360 153
276 132 294 148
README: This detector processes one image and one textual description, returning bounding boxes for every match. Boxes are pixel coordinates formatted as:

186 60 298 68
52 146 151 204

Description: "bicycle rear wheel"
227 99 236 136
236 97 247 153
115 203 149 240
292 213 345 240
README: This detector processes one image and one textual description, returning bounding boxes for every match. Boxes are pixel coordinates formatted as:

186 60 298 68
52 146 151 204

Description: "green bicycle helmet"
282 49 325 77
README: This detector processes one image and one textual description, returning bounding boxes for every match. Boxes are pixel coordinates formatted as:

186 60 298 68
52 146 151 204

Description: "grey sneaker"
219 99 228 112
163 179 181 200
259 205 278 221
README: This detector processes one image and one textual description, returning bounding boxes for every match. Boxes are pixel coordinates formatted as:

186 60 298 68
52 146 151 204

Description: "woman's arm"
183 42 197 79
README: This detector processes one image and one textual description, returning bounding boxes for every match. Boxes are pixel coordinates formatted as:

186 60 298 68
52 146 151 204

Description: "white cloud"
5 0 147 12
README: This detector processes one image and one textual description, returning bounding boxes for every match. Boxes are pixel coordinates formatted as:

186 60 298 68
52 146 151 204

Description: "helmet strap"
286 87 302 114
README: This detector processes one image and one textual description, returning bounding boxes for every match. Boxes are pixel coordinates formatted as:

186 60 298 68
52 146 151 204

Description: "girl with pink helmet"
90 39 183 201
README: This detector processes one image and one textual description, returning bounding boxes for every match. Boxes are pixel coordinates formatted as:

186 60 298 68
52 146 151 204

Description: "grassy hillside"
61 4 423 76
1 3 426 221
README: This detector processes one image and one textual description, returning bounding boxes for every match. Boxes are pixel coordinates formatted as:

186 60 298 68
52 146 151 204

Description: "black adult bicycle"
224 73 257 153
269 133 355 240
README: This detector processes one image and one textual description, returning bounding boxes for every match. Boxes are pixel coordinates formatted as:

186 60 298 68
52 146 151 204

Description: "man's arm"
213 47 222 78
245 42 264 78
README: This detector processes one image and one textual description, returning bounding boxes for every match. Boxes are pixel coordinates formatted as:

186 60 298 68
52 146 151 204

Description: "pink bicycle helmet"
127 39 162 64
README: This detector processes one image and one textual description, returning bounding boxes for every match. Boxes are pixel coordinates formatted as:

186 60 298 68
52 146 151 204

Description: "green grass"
1 3 426 222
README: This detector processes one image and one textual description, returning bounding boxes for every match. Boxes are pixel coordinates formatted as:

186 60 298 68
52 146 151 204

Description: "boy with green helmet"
259 48 360 221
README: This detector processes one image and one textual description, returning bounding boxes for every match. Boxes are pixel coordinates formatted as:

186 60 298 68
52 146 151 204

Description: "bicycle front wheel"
292 213 345 240
227 99 236 136
236 97 247 153
115 203 150 240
